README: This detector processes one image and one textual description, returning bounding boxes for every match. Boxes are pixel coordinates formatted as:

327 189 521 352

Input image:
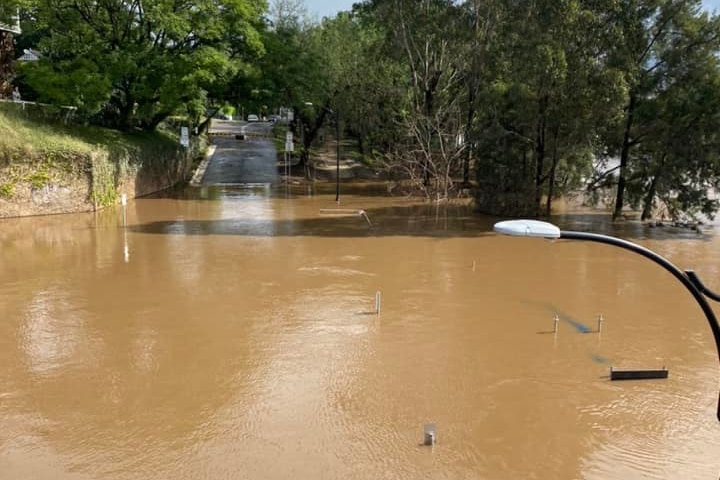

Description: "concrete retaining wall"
0 146 200 219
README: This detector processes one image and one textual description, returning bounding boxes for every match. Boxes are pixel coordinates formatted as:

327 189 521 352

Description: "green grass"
0 102 180 166
0 102 205 207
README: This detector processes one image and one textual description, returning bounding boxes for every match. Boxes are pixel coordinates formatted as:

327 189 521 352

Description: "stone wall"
0 144 200 218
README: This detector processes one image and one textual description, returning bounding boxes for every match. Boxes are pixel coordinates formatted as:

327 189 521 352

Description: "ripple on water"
297 265 376 277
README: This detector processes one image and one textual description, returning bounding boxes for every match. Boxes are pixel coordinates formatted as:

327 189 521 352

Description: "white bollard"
423 423 436 446
553 314 559 333
375 291 381 315
121 193 127 228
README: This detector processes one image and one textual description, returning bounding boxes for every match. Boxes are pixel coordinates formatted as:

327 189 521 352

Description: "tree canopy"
19 0 267 130
9 0 720 220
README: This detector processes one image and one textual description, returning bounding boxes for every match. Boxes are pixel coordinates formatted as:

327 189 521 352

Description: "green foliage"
8 0 720 218
0 103 194 208
20 0 267 131
0 182 14 198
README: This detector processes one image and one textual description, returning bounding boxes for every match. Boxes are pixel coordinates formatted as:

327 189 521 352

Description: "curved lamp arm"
686 270 720 303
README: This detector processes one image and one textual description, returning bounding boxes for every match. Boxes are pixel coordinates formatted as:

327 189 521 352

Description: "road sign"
285 140 294 152
286 131 293 142
180 127 189 147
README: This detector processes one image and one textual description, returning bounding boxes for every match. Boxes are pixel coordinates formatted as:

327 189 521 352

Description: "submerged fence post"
553 314 559 333
375 291 381 315
597 314 604 333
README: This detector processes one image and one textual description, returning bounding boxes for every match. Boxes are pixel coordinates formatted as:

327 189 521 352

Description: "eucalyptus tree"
314 9 407 158
617 5 720 220
19 0 267 131
253 0 332 170
454 0 503 186
360 0 468 200
474 0 623 215
603 0 720 219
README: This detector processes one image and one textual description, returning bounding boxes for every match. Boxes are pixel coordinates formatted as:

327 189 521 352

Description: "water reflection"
0 184 718 479
20 287 93 375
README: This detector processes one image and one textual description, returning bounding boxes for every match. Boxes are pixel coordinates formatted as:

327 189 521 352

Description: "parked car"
247 114 259 122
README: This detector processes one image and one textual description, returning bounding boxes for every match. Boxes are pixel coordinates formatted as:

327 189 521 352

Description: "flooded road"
1 184 719 479
203 120 277 185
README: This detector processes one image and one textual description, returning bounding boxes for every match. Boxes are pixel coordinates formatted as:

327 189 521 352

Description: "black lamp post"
494 219 720 423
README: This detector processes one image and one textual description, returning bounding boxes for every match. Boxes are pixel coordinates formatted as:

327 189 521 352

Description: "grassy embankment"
0 102 206 210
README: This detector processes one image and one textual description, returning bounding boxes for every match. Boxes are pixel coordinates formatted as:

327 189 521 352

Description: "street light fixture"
493 219 720 423
304 102 341 202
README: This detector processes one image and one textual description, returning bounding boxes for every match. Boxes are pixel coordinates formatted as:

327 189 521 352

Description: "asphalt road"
202 121 279 185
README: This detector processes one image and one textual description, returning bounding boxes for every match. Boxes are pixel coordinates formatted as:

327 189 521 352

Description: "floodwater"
1 184 719 480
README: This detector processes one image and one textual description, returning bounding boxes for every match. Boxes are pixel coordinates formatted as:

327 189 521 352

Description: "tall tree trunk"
423 87 433 186
545 128 560 217
641 175 658 221
0 31 15 98
463 98 475 186
117 87 135 131
641 154 665 220
534 97 548 215
614 91 637 220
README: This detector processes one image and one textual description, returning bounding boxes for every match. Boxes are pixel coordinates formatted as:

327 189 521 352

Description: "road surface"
202 120 278 185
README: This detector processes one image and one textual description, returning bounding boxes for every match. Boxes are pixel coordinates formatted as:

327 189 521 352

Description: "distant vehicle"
268 114 280 123
247 114 259 122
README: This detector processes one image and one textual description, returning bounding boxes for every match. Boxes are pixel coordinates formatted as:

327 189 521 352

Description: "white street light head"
493 219 561 239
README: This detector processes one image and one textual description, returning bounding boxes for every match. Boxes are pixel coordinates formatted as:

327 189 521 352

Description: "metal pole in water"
375 291 381 315
423 424 436 446
597 314 603 333
121 193 127 228
553 314 559 333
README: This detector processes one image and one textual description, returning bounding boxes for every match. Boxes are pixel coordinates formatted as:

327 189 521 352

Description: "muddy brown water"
1 184 719 479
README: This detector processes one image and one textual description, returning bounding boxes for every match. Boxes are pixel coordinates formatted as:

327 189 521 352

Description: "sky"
303 0 720 19
303 0 357 18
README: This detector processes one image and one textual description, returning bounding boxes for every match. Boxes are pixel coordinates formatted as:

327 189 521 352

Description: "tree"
620 4 720 220
474 0 623 215
359 0 468 199
316 10 406 158
0 1 23 98
604 0 720 220
21 0 267 131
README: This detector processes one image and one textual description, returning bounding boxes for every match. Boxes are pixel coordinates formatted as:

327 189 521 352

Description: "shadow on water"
139 184 716 241
550 211 716 242
150 182 396 201
130 205 498 238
